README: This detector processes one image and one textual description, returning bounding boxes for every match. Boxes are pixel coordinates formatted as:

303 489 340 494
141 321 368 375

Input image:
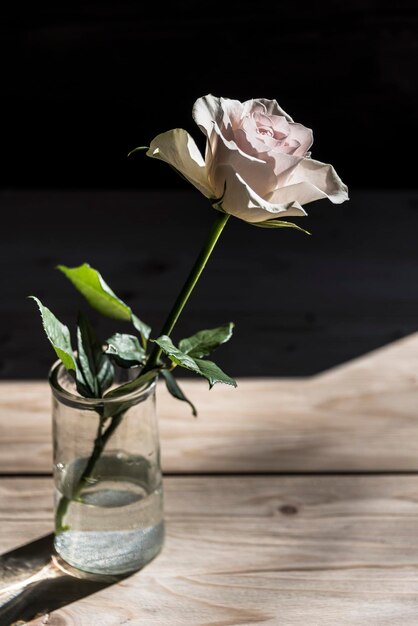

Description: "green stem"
55 410 124 534
78 413 124 486
145 211 230 372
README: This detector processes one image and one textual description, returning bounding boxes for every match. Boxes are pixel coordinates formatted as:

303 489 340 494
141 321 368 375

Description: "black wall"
1 1 416 189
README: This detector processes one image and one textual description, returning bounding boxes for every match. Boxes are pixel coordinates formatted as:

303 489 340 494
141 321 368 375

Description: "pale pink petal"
208 125 277 198
235 126 286 157
219 96 246 130
219 129 302 183
252 112 276 130
215 165 307 223
289 122 313 156
236 115 279 153
280 138 302 154
242 99 266 116
268 151 303 179
286 158 348 204
207 120 267 165
234 127 270 156
193 94 223 138
249 98 294 122
269 181 326 205
147 129 214 199
267 114 291 139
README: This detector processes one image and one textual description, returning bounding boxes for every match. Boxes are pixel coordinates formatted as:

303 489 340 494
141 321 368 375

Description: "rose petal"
193 94 223 138
289 122 313 156
208 125 278 198
231 127 270 157
252 111 275 130
240 115 307 177
215 164 307 223
235 124 277 156
270 157 349 205
219 96 246 130
265 114 291 140
194 94 249 147
280 138 302 154
269 182 324 205
249 98 294 122
268 150 304 179
209 121 267 165
289 157 349 204
147 129 214 198
242 99 266 117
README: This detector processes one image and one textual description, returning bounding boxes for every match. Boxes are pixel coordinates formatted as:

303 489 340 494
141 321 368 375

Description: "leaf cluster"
30 263 236 415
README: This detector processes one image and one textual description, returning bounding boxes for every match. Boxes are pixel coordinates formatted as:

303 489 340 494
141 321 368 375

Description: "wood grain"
2 475 418 625
2 332 418 473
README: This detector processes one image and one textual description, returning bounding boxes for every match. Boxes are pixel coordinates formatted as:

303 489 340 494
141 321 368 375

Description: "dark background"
0 1 417 380
1 0 416 189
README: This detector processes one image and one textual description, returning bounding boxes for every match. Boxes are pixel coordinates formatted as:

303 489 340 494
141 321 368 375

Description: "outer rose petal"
288 123 313 156
271 157 349 205
147 129 214 199
249 98 294 122
219 96 246 130
193 94 223 138
194 94 295 135
267 150 304 179
208 124 277 199
215 164 307 223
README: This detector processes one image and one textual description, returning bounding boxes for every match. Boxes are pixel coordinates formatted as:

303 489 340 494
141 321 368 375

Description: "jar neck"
49 360 156 410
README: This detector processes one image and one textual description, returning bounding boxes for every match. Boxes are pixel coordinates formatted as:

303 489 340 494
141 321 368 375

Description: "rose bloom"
147 94 348 223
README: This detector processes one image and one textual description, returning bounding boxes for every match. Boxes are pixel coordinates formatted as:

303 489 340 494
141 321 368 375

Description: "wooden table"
2 333 418 625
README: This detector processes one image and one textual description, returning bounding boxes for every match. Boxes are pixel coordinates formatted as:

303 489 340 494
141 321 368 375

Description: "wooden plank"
2 475 418 625
2 332 418 473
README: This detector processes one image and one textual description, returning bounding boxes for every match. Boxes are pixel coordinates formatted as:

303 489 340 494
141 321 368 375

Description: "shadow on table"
0 534 126 624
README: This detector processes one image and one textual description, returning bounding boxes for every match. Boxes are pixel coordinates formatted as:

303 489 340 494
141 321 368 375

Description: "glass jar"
49 360 164 576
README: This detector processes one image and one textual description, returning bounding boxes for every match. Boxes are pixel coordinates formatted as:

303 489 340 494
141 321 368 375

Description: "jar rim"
48 359 156 408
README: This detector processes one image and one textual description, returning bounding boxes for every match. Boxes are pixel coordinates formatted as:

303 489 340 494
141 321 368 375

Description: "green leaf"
153 335 236 389
179 323 234 358
76 312 114 397
57 263 132 320
252 219 311 235
76 313 99 396
29 297 77 372
127 146 149 157
105 333 145 368
161 370 197 417
152 336 201 374
57 263 150 345
105 368 159 399
193 358 237 389
132 314 151 345
102 368 160 419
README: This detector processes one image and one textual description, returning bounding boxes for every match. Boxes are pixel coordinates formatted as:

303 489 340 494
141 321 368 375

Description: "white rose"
147 94 348 223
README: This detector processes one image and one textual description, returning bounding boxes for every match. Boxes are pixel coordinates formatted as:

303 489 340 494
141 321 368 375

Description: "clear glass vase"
49 361 164 576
